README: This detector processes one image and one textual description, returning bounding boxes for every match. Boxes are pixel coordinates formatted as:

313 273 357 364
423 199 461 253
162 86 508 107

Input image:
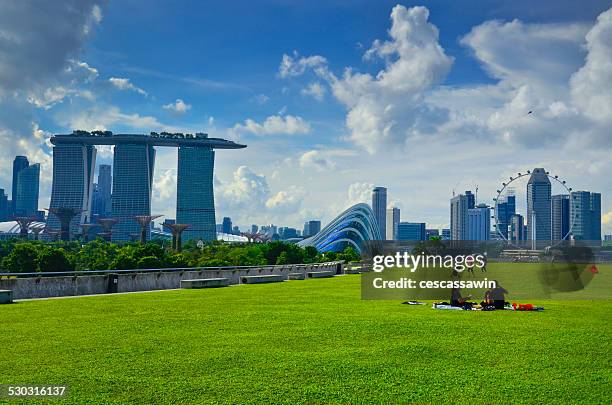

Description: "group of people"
450 282 508 310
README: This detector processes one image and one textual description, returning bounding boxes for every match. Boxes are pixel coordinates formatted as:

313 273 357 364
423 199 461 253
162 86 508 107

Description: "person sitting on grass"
489 281 509 309
450 287 472 308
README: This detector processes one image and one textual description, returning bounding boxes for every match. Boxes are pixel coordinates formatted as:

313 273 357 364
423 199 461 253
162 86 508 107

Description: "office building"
232 225 240 235
397 222 426 241
251 224 258 234
372 187 387 241
509 214 525 241
11 156 29 216
303 220 321 237
48 144 97 235
570 191 601 241
222 217 233 234
0 189 8 221
551 194 570 241
495 194 515 239
176 146 217 241
425 229 439 240
386 207 400 240
468 203 490 241
96 164 112 216
441 228 451 240
14 163 40 217
111 144 155 241
526 168 551 242
450 191 474 240
604 235 612 241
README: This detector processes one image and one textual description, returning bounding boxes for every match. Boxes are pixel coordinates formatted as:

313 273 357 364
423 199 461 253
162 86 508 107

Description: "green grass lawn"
1 264 610 404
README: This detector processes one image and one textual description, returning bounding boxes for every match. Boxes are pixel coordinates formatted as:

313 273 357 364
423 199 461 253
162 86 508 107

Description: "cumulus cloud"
300 82 326 101
279 52 328 78
109 77 147 96
233 114 311 136
265 186 305 213
298 150 335 171
61 105 177 132
346 182 374 208
162 98 191 114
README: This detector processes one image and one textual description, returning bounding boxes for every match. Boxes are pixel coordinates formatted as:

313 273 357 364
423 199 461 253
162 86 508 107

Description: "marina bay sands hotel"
48 130 246 242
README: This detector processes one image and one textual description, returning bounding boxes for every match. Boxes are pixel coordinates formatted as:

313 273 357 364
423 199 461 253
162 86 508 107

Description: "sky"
0 0 611 234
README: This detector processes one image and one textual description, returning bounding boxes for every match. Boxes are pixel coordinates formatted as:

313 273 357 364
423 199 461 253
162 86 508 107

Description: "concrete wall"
0 262 343 300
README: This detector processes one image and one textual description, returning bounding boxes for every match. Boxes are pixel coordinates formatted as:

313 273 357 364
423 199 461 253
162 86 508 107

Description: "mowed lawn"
1 265 611 403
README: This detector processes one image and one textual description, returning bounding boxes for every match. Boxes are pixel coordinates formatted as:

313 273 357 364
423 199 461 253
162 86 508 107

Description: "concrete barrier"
287 273 305 280
0 289 13 304
180 278 229 288
0 261 343 299
240 275 284 284
307 271 336 279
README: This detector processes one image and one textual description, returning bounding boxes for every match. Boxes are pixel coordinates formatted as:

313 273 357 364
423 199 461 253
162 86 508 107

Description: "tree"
38 248 74 272
2 243 38 273
137 256 162 269
276 251 289 265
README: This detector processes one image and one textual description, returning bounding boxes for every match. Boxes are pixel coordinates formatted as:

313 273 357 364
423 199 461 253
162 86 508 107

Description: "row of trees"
0 239 360 273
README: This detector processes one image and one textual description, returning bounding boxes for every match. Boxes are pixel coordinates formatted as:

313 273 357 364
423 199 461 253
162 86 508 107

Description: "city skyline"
0 1 610 233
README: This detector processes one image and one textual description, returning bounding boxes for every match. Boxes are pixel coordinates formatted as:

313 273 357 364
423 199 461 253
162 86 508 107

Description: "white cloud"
252 94 270 104
300 82 326 101
298 150 335 171
233 114 311 136
346 182 374 208
62 105 178 132
162 98 192 114
265 186 305 213
278 52 328 78
109 77 147 96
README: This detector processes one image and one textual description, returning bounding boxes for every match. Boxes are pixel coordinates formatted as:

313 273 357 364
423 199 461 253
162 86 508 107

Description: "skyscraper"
0 189 8 221
303 220 321 237
112 144 155 241
551 194 570 241
570 191 601 241
97 164 112 216
372 187 387 240
48 144 97 235
397 222 426 241
450 191 473 240
468 203 490 241
526 168 551 243
386 207 400 240
15 163 40 216
510 214 525 241
176 146 217 241
495 194 515 239
222 217 232 234
11 155 29 216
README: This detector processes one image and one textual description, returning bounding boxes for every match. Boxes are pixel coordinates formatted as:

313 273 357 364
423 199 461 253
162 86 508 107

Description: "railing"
0 261 346 279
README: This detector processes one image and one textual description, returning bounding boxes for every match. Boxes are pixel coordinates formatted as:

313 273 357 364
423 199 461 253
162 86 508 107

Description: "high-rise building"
397 222 426 241
97 164 112 216
386 207 400 240
0 189 8 221
450 191 473 240
48 144 97 235
232 225 240 235
303 220 321 237
112 144 155 241
527 168 551 243
372 187 387 240
570 191 601 241
222 217 232 234
551 194 570 241
15 163 40 216
604 235 612 241
251 224 258 234
509 214 525 242
11 156 29 216
495 194 515 239
176 146 217 241
468 203 490 241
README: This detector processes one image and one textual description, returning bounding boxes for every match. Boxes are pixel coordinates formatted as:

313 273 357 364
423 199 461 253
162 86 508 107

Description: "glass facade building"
15 163 40 216
551 194 570 241
397 222 426 241
526 168 551 243
450 191 474 240
11 155 29 216
495 194 515 239
298 203 382 253
176 146 217 241
372 187 387 240
386 207 400 240
48 144 97 234
467 203 490 241
112 144 155 242
570 191 601 241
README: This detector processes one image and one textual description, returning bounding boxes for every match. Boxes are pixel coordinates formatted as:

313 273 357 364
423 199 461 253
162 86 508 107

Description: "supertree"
162 223 190 251
133 215 163 244
97 218 119 242
43 228 60 242
14 217 35 239
47 208 82 241
79 223 98 242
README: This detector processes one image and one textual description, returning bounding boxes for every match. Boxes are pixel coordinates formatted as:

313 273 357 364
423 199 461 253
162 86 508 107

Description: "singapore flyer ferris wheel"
492 169 576 248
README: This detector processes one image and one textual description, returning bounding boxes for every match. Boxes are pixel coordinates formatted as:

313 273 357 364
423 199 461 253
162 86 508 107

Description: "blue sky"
0 1 611 233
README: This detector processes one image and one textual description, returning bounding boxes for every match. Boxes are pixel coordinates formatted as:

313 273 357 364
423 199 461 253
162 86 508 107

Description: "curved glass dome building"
298 203 382 253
